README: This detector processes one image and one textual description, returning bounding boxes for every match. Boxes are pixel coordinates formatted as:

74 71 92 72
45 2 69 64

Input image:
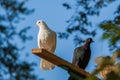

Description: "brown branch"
32 48 99 80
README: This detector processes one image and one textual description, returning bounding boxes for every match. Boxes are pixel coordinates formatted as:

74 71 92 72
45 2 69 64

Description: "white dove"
36 20 57 70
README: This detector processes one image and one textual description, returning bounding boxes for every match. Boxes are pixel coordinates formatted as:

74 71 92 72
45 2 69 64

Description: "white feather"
36 20 56 70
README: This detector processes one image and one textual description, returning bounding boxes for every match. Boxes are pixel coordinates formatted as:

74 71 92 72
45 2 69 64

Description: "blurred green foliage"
100 21 120 50
86 50 120 80
0 0 42 80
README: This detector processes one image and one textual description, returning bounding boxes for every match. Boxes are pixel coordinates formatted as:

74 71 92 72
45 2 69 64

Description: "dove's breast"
38 29 56 53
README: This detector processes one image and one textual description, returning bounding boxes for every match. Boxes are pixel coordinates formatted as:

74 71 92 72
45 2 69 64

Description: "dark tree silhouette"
0 0 43 80
60 0 120 50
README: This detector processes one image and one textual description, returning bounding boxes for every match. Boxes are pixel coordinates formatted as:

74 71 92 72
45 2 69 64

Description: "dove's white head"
36 20 48 29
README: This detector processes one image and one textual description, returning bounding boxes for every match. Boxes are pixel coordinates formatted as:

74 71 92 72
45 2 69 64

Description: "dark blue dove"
68 38 94 80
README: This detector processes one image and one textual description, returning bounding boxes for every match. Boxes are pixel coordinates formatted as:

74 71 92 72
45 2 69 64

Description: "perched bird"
36 20 57 70
68 38 94 80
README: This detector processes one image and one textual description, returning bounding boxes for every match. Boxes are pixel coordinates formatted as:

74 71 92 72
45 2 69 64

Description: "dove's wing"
72 47 84 65
46 31 56 53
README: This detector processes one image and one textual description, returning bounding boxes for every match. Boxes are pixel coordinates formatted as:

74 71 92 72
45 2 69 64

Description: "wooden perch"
32 48 98 80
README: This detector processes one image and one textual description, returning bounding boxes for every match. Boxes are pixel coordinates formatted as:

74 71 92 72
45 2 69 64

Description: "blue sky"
17 0 119 80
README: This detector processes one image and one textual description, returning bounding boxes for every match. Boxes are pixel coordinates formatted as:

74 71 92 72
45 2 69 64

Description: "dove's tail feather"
40 59 55 70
